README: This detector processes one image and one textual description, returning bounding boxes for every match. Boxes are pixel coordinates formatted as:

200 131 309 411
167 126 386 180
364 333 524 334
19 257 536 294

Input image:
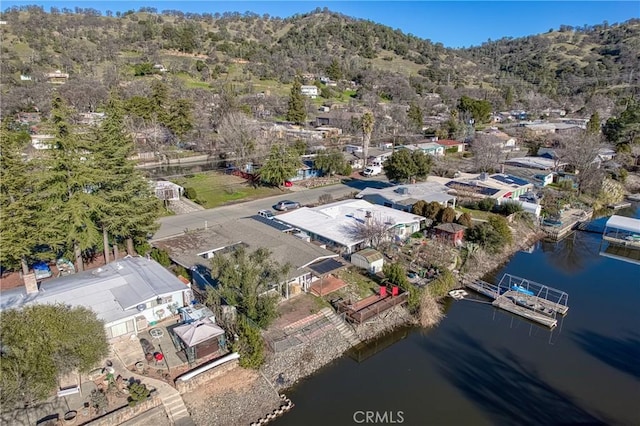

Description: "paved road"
152 176 391 241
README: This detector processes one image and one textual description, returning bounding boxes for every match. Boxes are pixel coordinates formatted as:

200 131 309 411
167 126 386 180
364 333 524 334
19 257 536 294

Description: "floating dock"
607 202 632 210
463 275 569 328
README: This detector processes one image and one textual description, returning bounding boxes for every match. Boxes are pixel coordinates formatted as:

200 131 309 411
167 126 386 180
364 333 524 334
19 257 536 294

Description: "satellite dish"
136 303 146 311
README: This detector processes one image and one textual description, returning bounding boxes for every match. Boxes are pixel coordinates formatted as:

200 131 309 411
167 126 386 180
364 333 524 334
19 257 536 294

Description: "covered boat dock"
603 215 640 248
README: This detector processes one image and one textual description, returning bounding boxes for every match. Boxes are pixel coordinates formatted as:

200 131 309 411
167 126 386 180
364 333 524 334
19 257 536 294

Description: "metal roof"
0 257 188 324
353 248 384 263
605 215 640 234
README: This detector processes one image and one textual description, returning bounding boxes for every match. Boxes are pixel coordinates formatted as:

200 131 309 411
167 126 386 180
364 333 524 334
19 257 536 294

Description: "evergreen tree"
314 149 347 176
0 121 45 275
407 103 423 132
39 97 104 271
167 98 194 140
286 79 306 124
94 94 161 257
327 58 343 80
258 144 299 187
587 112 600 134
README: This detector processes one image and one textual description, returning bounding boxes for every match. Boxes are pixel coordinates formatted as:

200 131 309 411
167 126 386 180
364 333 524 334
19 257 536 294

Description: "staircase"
319 307 361 347
162 391 195 426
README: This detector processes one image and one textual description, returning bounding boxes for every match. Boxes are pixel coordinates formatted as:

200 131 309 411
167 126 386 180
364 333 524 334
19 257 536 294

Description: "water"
274 204 640 426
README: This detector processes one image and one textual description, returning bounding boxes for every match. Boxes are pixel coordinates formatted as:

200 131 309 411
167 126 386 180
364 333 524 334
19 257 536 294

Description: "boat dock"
541 208 592 241
607 202 632 210
463 275 569 328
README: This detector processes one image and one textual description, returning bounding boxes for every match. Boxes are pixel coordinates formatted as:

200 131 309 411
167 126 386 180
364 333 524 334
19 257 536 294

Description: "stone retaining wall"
81 393 162 426
175 359 239 394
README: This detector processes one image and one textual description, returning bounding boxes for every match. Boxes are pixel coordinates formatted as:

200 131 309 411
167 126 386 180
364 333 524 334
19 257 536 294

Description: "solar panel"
491 174 530 187
308 259 345 276
250 215 295 232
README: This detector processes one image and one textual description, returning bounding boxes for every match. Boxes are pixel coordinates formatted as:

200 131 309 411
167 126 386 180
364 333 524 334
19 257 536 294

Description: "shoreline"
183 220 548 426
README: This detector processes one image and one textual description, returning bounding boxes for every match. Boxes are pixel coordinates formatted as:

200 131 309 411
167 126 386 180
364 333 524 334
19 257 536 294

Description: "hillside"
0 6 638 126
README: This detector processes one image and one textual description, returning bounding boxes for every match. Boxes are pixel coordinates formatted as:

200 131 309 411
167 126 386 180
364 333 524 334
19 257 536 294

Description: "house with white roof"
275 199 425 254
429 173 533 203
356 182 456 212
0 257 192 341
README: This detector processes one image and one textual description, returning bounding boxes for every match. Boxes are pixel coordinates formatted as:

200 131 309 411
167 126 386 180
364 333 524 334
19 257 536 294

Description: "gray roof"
0 257 189 324
357 182 455 205
152 217 338 279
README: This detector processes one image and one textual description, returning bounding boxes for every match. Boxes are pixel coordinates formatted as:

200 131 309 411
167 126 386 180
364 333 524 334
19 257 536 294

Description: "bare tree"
216 112 260 166
555 133 605 195
470 134 504 172
342 212 395 249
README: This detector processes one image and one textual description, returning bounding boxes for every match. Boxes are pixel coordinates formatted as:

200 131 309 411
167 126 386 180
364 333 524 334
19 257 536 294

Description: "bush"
478 198 496 211
127 382 150 407
488 214 513 245
341 164 353 176
184 187 197 200
438 207 456 223
233 317 265 369
150 247 171 267
456 212 473 228
494 200 524 216
428 269 456 298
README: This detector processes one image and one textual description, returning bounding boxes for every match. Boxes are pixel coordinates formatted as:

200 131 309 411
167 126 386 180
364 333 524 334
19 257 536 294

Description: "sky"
2 1 639 47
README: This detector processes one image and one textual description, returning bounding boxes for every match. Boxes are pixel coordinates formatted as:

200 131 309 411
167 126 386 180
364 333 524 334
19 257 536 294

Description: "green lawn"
456 206 492 221
170 172 288 208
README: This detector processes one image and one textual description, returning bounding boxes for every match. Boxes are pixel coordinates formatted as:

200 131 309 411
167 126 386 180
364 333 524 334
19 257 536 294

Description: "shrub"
127 382 150 407
184 187 197 200
233 317 265 369
428 269 456 298
494 200 524 216
150 247 171 267
438 207 456 223
488 214 513 245
318 193 333 204
478 198 496 211
341 164 353 176
456 212 473 228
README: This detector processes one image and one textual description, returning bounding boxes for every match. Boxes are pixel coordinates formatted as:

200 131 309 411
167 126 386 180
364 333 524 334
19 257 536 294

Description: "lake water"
274 204 640 426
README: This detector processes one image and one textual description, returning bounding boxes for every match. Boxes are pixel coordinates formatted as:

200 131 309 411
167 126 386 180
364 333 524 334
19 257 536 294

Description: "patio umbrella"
173 318 225 348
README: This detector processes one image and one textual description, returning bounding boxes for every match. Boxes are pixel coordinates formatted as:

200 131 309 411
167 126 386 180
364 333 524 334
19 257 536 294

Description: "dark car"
274 200 301 211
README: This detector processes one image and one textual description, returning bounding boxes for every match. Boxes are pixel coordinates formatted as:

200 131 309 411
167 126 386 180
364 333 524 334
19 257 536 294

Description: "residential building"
152 217 340 297
275 199 425 254
46 70 69 84
398 141 445 156
350 248 384 274
30 134 55 150
430 172 533 203
504 156 567 171
301 85 319 98
356 182 456 212
476 128 518 150
315 111 362 128
437 139 465 153
434 223 467 245
0 257 192 341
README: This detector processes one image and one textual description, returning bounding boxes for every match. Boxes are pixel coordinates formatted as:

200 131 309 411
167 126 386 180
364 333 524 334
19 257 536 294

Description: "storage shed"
351 248 384 273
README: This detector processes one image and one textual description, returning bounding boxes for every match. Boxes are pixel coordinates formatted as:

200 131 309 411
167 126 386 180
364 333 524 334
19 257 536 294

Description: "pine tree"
38 97 104 271
327 58 343 80
0 121 45 276
258 144 299 187
407 103 423 132
94 94 161 258
587 112 600 134
286 79 306 124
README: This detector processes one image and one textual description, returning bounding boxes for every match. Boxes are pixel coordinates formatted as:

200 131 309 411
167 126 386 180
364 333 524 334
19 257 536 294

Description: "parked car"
258 209 275 219
274 200 301 211
283 180 293 188
361 165 382 177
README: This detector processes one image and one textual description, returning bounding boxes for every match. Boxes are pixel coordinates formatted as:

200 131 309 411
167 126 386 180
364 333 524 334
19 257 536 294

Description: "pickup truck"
362 165 382 177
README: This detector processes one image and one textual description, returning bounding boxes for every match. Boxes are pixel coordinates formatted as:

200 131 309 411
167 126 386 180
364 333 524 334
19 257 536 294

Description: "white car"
258 209 275 219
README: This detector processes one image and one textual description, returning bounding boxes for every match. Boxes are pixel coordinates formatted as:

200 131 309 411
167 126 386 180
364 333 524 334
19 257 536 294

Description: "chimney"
23 273 39 295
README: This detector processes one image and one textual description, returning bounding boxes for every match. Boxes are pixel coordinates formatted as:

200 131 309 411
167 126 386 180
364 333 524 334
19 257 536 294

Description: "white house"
398 141 445 156
275 199 425 254
351 248 384 274
301 85 319 98
0 257 192 341
31 134 55 150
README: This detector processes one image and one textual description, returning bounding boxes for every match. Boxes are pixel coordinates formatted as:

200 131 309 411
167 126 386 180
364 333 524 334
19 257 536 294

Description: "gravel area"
261 328 350 392
183 367 283 426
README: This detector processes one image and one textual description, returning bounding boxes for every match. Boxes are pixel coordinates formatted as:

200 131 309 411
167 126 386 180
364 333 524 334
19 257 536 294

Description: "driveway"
152 177 390 241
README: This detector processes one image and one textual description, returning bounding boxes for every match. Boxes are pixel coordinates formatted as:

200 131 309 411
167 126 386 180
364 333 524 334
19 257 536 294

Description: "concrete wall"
175 359 239 394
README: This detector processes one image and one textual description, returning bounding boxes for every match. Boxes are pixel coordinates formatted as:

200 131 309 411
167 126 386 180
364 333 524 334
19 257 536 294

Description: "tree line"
0 94 162 275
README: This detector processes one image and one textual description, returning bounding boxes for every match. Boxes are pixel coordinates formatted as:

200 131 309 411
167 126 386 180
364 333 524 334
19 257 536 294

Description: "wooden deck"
309 276 347 297
492 297 558 328
337 292 408 324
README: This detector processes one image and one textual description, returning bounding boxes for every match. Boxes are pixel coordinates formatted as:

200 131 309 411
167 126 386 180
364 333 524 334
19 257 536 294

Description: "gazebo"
172 318 226 364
